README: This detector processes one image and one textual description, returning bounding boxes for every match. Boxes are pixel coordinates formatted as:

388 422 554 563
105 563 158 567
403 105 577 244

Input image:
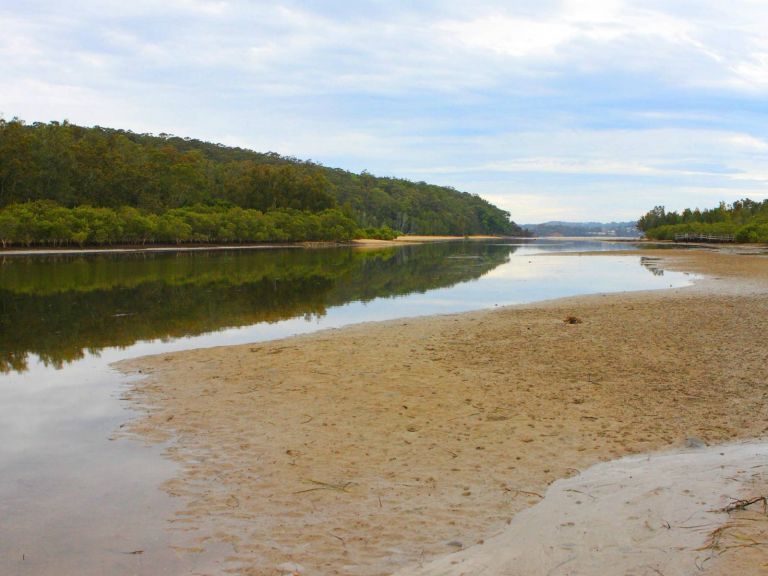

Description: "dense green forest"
638 199 768 242
0 202 369 247
0 118 524 245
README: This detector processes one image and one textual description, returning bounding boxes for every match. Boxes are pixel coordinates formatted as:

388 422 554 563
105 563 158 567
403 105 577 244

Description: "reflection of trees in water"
640 256 665 276
0 243 514 373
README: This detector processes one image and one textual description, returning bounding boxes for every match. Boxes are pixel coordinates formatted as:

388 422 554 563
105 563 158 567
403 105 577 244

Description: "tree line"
637 198 768 242
0 201 404 247
0 118 524 244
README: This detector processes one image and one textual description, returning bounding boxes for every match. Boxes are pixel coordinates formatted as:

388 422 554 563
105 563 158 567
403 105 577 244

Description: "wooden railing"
673 233 735 243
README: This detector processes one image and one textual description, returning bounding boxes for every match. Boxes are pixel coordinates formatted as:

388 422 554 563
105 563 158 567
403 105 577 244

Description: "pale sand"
116 249 768 575
352 235 506 247
394 235 503 241
394 440 768 576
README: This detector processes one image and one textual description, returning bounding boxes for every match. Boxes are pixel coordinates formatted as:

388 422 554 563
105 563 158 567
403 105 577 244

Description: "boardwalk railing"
673 233 735 243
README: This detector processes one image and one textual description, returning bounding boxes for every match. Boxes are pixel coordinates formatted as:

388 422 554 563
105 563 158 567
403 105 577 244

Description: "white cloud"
440 16 574 58
724 134 768 151
730 52 768 88
483 193 576 223
436 0 722 79
485 159 667 176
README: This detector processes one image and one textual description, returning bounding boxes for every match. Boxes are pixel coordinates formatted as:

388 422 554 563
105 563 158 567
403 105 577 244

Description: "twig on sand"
717 495 767 514
294 479 355 494
504 487 544 499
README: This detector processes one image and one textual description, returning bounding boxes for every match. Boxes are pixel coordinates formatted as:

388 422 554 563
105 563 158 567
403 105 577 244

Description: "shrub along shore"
0 201 399 247
638 199 768 242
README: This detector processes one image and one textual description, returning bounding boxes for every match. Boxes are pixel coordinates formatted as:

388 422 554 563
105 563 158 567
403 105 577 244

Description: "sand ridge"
116 249 768 575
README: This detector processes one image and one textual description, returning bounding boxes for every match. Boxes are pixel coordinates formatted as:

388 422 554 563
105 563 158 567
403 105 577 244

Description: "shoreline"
0 235 520 256
116 248 768 575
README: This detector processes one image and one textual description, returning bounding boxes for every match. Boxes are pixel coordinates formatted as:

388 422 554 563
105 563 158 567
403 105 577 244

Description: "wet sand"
395 439 768 576
117 249 768 575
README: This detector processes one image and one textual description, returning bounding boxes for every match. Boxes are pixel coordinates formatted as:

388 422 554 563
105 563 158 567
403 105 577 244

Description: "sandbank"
117 248 768 575
352 235 508 247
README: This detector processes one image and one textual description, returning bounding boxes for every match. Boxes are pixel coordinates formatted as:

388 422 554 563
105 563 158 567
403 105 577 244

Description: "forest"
0 119 524 246
0 202 368 247
638 198 768 242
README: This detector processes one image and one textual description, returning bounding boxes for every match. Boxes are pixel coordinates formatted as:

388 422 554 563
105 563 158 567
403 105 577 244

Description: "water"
0 239 697 574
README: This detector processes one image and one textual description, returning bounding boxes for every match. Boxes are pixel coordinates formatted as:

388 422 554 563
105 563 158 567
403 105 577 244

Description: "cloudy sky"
2 0 768 223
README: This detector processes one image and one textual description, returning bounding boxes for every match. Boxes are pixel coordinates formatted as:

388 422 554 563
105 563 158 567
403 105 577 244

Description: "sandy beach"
117 248 768 575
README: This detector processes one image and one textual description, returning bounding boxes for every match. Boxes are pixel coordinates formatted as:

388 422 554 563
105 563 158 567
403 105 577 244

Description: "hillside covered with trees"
638 199 768 242
0 119 524 246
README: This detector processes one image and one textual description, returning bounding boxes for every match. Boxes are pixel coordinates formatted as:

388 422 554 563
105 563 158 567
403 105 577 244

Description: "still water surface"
0 240 696 574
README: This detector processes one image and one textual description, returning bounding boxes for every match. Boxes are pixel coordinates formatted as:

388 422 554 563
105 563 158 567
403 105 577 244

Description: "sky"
2 0 768 223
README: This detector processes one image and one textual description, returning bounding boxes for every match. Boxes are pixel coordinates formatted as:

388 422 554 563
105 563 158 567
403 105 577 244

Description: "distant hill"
0 118 523 237
523 221 640 238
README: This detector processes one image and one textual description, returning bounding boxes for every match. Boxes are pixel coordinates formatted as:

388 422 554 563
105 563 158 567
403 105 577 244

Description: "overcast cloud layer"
2 0 768 222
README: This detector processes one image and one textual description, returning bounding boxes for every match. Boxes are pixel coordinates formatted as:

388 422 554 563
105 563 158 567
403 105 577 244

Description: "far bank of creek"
0 239 698 575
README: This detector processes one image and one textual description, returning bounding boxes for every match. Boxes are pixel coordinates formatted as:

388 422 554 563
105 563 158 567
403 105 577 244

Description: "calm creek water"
0 239 697 575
